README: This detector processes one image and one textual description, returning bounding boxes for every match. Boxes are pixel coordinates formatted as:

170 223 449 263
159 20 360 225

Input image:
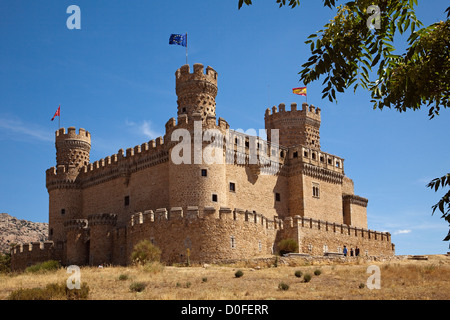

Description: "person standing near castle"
355 246 360 256
343 245 348 256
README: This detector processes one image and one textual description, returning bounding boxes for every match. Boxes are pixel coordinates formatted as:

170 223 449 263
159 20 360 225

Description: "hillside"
0 213 48 254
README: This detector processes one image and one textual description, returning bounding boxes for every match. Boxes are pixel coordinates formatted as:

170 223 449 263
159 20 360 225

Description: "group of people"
342 245 360 257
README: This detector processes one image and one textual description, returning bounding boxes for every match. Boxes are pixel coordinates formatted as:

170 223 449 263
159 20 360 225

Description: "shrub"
303 273 312 283
314 269 322 276
278 282 290 291
25 260 60 273
202 277 208 283
118 274 129 281
129 282 146 292
0 253 11 273
131 240 161 265
234 270 244 278
278 238 299 255
359 283 366 289
294 270 303 278
7 282 89 300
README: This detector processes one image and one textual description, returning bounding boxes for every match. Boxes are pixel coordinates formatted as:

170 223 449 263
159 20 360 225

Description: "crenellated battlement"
129 206 284 230
55 127 91 145
265 102 321 150
265 102 321 121
10 241 64 271
284 215 391 242
175 63 218 86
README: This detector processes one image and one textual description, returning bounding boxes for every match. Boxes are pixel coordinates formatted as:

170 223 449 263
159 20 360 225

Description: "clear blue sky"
0 1 448 255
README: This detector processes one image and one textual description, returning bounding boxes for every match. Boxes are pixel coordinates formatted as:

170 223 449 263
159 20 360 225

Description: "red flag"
51 105 60 121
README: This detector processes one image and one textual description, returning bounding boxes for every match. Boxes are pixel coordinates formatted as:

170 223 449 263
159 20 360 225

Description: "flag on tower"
51 105 60 121
169 33 187 47
292 87 307 96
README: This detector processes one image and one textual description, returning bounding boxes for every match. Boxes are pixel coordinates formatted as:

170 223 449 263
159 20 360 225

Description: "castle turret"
88 213 117 266
46 127 91 244
55 127 91 179
175 63 218 122
265 102 321 149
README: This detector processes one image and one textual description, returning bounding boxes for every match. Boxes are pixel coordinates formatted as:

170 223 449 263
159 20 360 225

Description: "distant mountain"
0 213 48 254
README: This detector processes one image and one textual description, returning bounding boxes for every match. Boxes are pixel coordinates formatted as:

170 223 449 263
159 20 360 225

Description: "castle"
11 63 394 270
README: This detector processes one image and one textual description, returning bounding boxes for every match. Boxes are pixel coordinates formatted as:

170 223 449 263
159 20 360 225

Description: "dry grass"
1 255 449 300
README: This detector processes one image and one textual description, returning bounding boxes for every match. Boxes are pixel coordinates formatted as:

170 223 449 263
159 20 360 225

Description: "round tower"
64 219 89 266
87 213 117 266
55 127 91 177
47 127 91 244
265 102 321 149
169 64 227 211
175 63 218 122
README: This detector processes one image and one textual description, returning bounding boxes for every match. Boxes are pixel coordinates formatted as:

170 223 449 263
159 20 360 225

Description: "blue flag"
169 33 187 47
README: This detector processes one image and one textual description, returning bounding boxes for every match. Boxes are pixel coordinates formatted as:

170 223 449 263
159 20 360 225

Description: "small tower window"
231 236 236 249
201 169 207 177
275 193 281 202
61 209 66 215
124 196 130 206
229 182 236 192
312 183 320 198
212 194 218 202
293 151 298 158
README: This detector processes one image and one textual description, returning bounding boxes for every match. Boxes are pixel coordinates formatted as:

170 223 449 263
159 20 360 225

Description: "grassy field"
1 254 449 300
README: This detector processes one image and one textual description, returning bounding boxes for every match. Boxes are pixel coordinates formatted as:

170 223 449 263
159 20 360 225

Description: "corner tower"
265 102 321 149
175 63 218 122
55 127 91 178
46 127 91 244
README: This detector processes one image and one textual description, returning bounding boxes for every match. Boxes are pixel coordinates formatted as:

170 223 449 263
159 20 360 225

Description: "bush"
0 253 11 273
234 270 244 278
7 282 89 300
131 240 161 265
359 283 366 289
25 260 60 273
294 270 303 278
129 282 146 292
314 269 322 276
303 273 312 283
278 238 299 255
118 274 129 281
202 277 208 283
278 282 290 291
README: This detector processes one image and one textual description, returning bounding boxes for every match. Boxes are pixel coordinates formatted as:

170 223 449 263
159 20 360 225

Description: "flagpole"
185 32 188 65
59 104 61 129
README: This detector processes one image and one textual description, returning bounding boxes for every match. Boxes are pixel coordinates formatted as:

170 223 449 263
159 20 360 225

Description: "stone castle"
11 63 394 270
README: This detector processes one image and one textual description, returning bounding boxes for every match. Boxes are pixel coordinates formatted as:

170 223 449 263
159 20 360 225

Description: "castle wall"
80 161 169 227
127 207 280 265
302 174 343 224
10 242 64 271
225 164 288 220
282 216 393 257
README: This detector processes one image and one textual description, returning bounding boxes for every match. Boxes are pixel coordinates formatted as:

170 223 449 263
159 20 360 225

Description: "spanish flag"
293 87 307 96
